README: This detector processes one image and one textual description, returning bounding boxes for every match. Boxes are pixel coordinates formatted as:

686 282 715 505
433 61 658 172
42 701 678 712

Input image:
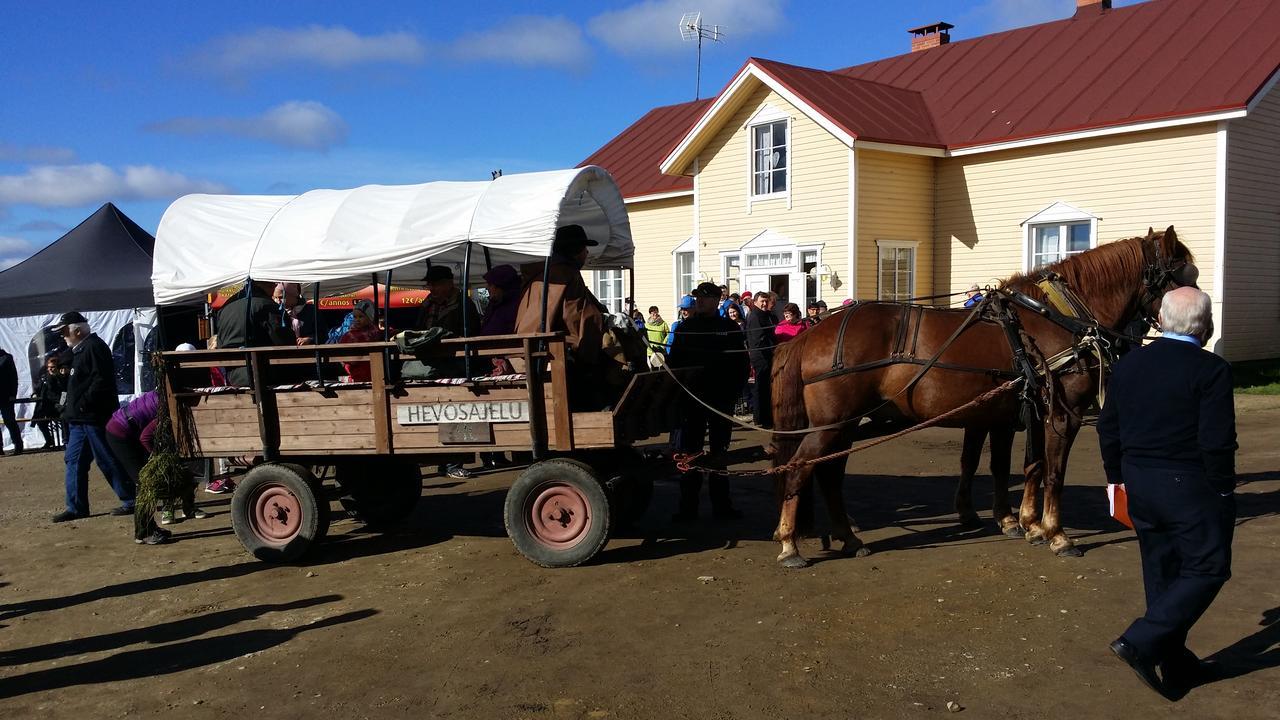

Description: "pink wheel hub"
528 483 592 549
250 484 302 545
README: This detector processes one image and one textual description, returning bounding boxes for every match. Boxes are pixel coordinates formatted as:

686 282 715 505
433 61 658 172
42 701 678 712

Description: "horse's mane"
1000 233 1193 314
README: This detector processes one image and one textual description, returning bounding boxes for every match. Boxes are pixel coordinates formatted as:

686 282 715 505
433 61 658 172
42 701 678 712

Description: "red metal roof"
837 0 1280 148
585 0 1280 196
749 58 943 148
579 99 711 199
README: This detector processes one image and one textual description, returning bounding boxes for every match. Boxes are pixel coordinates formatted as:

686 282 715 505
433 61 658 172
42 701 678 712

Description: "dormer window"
751 119 788 197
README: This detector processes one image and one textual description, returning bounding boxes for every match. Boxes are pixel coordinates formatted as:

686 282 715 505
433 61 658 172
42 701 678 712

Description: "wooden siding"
856 149 935 299
1225 85 1280 361
694 83 850 304
618 195 693 315
935 124 1219 308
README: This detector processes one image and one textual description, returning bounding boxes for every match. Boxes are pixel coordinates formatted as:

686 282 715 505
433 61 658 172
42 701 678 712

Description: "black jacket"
744 306 778 366
33 371 67 419
0 349 16 400
217 287 296 386
1097 338 1237 491
62 334 119 424
668 312 748 404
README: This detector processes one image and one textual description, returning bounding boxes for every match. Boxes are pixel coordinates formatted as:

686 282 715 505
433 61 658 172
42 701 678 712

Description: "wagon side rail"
158 333 569 461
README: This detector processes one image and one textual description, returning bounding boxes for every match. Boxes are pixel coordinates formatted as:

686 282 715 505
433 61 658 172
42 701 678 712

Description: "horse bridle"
1136 235 1198 330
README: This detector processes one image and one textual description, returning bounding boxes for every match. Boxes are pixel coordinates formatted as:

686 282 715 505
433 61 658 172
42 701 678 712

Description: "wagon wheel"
335 458 423 530
230 463 327 563
504 458 611 568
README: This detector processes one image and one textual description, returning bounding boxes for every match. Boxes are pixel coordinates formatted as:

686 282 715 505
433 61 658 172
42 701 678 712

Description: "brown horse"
769 227 1196 568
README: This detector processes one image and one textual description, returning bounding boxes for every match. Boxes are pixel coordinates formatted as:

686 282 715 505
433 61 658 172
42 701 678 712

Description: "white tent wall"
0 307 156 451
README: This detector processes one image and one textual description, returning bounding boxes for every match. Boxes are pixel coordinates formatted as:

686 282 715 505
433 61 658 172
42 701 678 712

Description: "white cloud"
147 101 349 151
0 143 76 164
16 219 66 232
190 25 426 78
0 164 231 208
448 16 591 69
588 0 786 57
0 235 37 269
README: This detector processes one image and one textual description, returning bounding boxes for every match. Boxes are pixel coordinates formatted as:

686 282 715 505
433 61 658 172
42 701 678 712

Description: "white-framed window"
675 251 696 299
751 119 788 197
1028 221 1092 268
594 269 624 314
744 250 794 269
722 253 742 293
876 240 917 302
1020 201 1099 271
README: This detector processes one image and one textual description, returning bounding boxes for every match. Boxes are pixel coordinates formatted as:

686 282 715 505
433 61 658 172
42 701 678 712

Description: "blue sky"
0 0 1142 268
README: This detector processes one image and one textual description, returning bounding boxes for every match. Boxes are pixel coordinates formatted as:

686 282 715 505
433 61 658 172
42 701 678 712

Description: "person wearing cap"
668 282 748 521
337 299 386 382
417 265 481 338
963 284 984 308
50 312 135 523
665 295 695 353
216 280 296 386
514 224 611 408
745 292 779 428
0 345 20 456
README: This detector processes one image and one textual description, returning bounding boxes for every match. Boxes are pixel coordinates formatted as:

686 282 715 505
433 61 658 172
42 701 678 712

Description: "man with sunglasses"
50 312 135 523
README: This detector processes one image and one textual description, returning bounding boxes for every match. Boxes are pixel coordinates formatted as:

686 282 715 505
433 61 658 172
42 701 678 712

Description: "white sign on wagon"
397 400 530 425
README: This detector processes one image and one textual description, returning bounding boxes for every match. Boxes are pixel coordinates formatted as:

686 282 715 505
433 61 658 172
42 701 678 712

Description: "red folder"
1107 483 1133 529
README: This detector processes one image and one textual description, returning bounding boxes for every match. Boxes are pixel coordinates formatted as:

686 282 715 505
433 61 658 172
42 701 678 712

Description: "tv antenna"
679 11 724 100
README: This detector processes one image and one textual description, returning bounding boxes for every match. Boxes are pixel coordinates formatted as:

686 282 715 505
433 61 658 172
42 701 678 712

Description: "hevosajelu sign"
397 400 530 425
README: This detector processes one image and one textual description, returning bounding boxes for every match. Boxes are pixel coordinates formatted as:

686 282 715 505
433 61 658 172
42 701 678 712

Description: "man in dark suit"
1098 287 1236 698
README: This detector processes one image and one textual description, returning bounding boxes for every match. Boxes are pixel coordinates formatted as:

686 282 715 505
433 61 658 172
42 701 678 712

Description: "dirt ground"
1 398 1277 720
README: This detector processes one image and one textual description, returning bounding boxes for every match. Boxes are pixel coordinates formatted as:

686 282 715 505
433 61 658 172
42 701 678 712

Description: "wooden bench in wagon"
151 167 680 567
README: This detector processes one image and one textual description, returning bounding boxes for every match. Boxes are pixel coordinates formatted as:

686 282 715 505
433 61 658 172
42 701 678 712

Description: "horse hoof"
1055 545 1083 558
820 535 832 551
958 514 983 530
852 546 871 558
1003 525 1025 539
779 554 811 569
1026 532 1048 546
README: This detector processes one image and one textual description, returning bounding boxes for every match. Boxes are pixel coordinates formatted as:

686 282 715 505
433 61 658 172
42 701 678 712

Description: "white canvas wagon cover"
152 166 632 305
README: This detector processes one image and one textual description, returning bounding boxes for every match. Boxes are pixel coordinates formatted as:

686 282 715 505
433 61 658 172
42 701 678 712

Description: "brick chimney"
1075 0 1113 16
908 22 953 53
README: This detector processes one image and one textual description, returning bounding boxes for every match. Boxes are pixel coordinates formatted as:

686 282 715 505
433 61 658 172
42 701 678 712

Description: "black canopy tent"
0 202 156 318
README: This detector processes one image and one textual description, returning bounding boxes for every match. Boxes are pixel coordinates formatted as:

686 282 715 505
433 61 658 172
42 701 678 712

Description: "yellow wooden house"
580 0 1280 360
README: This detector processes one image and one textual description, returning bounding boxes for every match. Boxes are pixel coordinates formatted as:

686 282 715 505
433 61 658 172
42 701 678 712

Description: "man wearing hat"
417 265 481 339
50 312 135 522
668 282 748 520
515 224 610 407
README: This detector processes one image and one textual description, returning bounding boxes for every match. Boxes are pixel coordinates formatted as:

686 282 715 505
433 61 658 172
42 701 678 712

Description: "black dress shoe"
52 510 88 523
109 505 135 516
1110 637 1167 698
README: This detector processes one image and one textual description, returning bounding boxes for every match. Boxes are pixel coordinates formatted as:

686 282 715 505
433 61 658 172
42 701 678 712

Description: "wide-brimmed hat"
424 265 454 282
552 224 599 255
50 311 88 331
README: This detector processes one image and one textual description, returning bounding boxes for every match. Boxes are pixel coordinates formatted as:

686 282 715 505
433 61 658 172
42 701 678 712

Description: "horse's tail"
770 339 808 464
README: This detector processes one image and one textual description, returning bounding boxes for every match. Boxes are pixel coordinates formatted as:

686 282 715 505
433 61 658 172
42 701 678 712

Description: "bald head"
1159 286 1212 341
